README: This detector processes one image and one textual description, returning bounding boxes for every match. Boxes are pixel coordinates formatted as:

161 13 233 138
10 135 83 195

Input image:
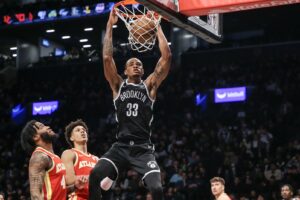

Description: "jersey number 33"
126 103 139 117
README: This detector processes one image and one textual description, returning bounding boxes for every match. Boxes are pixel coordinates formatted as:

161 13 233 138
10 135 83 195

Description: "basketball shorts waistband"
117 138 152 145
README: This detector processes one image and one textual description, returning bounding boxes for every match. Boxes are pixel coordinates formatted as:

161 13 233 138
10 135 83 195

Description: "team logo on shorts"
147 161 157 169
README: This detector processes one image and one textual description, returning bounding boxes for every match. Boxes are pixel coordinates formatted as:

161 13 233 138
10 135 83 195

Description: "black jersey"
114 79 154 141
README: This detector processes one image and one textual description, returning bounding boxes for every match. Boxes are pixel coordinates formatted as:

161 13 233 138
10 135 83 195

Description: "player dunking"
61 119 113 200
210 177 231 200
88 10 171 200
20 120 67 200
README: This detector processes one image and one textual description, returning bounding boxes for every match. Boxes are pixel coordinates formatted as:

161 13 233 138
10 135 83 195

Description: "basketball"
130 17 157 44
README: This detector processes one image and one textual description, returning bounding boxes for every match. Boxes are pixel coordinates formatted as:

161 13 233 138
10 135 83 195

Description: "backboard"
136 0 300 44
136 0 223 44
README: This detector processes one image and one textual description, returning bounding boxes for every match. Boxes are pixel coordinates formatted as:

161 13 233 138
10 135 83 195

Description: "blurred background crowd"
1 43 300 199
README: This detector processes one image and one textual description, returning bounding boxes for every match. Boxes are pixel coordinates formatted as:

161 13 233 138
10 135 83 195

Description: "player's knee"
89 160 116 190
100 177 113 191
144 172 163 193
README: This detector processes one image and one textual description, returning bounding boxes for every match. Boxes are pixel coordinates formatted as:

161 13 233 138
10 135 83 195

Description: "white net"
114 0 161 52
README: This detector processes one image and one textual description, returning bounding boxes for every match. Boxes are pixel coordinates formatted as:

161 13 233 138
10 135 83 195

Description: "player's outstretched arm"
103 10 123 97
29 152 51 200
145 25 172 97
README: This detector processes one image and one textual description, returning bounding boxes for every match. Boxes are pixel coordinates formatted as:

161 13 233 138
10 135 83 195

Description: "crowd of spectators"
0 42 300 200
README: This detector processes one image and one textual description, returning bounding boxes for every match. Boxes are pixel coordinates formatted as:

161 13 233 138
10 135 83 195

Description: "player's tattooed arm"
145 25 171 95
153 62 166 82
155 25 172 82
103 10 122 96
103 26 113 57
104 8 118 56
29 152 51 200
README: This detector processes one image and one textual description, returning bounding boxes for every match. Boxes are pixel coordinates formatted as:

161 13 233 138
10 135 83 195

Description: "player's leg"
143 171 164 200
88 159 117 200
130 143 164 200
89 144 124 200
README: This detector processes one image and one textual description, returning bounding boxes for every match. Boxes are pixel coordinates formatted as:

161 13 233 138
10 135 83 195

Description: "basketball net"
114 0 161 52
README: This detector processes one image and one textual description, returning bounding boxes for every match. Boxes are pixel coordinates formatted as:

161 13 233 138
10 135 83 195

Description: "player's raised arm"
29 152 51 200
103 10 123 97
145 25 172 97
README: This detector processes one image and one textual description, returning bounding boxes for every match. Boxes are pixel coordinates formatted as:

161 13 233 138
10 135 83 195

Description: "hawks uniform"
32 147 67 200
69 148 99 200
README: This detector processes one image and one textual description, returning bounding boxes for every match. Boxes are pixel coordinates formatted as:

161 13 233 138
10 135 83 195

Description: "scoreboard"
1 2 114 26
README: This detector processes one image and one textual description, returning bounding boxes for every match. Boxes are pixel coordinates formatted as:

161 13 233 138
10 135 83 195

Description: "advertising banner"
214 87 246 103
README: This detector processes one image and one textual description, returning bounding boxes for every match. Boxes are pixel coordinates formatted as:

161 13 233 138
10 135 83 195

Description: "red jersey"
32 147 67 200
69 148 99 200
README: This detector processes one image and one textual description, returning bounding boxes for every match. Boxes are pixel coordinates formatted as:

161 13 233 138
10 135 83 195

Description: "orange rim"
113 0 138 8
113 0 161 20
114 0 144 18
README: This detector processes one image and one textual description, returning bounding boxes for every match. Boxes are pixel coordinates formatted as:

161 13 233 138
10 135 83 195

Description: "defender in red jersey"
20 120 67 200
61 119 113 200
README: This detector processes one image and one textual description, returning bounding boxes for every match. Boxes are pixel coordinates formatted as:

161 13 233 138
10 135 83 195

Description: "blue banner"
32 101 59 116
214 87 246 103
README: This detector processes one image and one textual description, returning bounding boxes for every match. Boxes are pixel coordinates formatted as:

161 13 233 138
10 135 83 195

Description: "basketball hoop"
114 0 161 52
